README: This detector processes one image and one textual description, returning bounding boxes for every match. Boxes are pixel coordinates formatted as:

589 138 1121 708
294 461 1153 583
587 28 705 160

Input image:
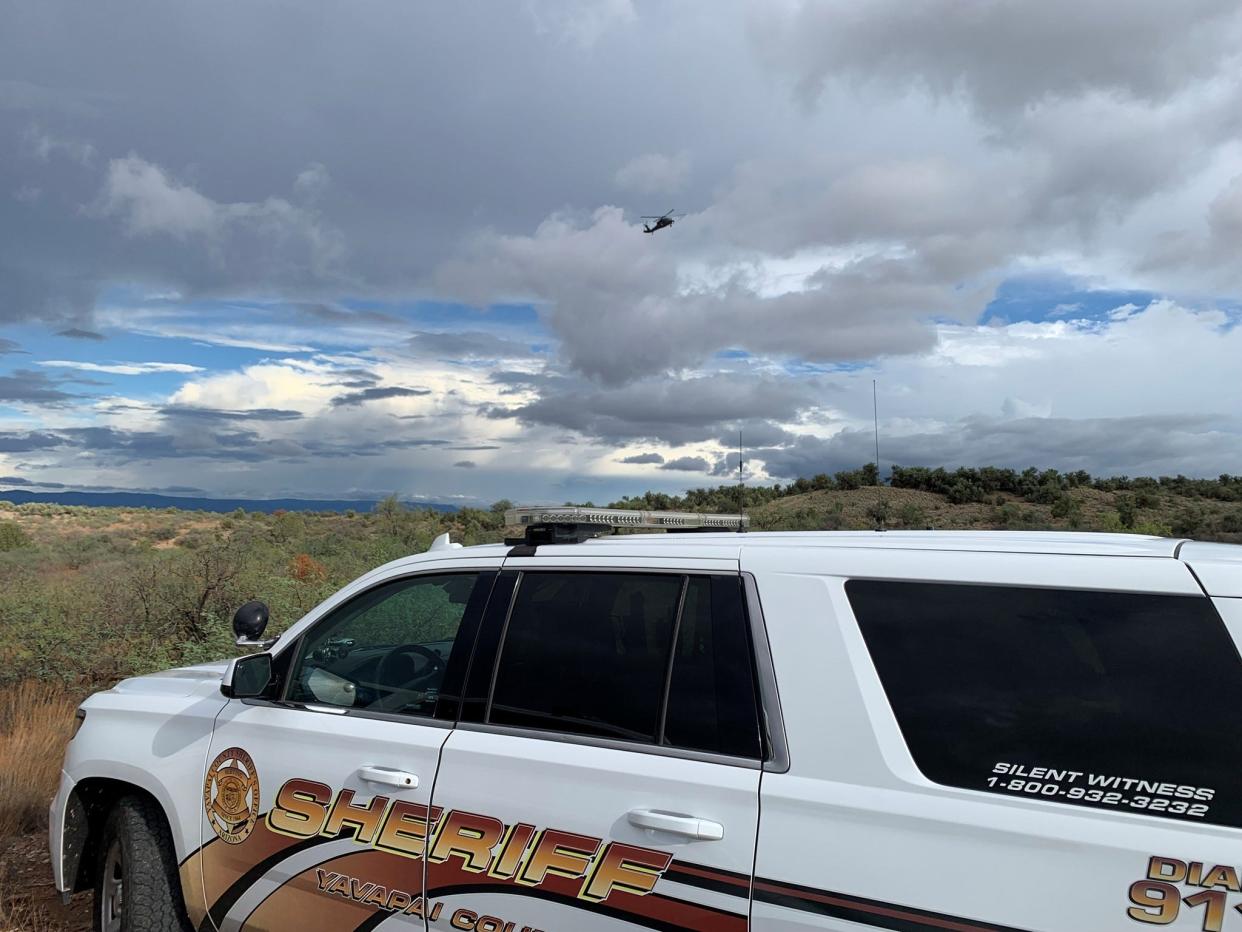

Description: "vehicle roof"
429 530 1202 560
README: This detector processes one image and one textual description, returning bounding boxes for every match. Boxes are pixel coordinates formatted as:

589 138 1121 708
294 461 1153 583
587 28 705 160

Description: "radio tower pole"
873 379 884 529
737 429 746 532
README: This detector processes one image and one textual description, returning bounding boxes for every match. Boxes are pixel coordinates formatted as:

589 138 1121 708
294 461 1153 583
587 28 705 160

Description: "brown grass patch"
0 682 77 838
0 881 60 932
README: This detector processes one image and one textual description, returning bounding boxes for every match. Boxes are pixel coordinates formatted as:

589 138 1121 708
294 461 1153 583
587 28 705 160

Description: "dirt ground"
0 834 89 932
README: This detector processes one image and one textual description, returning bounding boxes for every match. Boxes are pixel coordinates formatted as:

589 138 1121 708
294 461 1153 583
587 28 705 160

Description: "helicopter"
641 209 684 234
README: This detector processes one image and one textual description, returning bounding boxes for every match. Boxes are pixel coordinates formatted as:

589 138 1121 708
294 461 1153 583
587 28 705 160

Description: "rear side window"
663 576 762 759
488 572 762 758
848 580 1242 828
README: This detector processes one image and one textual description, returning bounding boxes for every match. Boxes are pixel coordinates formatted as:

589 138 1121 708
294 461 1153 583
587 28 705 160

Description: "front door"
193 565 496 932
427 566 766 931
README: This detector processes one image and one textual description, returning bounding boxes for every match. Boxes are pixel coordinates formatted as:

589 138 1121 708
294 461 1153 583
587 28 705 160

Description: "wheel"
93 795 191 932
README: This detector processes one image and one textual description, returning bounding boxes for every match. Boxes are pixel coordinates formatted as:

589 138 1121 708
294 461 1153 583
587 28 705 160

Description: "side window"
286 573 480 718
663 575 762 759
847 580 1242 828
488 571 763 759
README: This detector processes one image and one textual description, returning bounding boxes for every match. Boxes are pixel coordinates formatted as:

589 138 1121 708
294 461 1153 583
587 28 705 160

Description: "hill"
0 489 457 514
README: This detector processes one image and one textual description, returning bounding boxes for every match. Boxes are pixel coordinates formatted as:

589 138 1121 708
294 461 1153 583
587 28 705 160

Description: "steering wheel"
372 644 445 711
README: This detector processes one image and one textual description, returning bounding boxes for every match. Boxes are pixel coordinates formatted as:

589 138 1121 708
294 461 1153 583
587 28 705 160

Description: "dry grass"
0 681 77 839
0 881 60 932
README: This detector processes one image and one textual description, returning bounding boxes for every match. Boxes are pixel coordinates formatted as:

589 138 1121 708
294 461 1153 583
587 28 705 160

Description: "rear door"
426 559 768 931
193 561 499 932
748 546 1242 932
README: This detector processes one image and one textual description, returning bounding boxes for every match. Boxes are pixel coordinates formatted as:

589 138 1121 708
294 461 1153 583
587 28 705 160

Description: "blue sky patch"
980 276 1158 326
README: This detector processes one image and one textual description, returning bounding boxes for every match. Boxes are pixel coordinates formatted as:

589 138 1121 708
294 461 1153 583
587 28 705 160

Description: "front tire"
93 795 191 932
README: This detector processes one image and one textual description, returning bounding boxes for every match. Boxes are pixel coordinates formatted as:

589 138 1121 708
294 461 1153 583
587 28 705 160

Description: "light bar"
505 506 747 537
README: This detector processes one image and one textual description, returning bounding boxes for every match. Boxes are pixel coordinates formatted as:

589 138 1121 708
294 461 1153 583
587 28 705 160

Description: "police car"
49 507 1242 931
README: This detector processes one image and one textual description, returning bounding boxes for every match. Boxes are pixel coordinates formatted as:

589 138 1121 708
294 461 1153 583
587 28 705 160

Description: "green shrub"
897 502 928 528
0 522 32 551
1115 494 1137 529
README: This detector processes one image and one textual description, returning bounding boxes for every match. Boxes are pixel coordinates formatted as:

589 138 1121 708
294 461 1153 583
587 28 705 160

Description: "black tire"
93 795 192 932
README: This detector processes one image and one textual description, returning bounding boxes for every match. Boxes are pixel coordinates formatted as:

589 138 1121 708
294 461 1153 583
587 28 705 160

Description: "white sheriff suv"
50 508 1242 932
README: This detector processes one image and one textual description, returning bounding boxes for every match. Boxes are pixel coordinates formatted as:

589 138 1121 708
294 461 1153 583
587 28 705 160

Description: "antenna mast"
872 379 880 473
737 429 746 532
873 379 884 530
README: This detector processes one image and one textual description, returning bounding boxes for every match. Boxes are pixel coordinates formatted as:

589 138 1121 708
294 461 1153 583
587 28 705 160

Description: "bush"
865 499 891 528
1172 508 1205 537
897 502 928 528
1050 493 1082 527
1115 494 1137 529
0 522 31 552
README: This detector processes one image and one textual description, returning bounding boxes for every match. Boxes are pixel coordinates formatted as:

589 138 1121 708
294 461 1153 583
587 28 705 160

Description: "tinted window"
489 573 683 741
663 575 762 758
286 573 479 717
848 580 1242 828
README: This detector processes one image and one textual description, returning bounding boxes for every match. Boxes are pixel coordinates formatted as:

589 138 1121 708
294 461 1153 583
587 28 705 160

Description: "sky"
2 0 1242 506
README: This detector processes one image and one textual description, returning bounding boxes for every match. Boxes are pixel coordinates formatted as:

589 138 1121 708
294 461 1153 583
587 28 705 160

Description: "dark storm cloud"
0 432 65 453
326 368 382 389
55 327 105 340
0 475 32 485
453 460 477 468
405 331 537 360
660 456 710 472
714 413 1242 480
486 371 827 444
0 339 24 354
330 386 431 407
619 452 665 465
0 423 449 465
0 369 80 406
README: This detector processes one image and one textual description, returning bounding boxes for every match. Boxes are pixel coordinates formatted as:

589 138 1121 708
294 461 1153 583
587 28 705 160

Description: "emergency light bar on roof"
504 506 747 545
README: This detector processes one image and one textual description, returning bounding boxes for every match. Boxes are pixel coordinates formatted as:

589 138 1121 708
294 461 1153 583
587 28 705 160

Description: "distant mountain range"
0 489 458 514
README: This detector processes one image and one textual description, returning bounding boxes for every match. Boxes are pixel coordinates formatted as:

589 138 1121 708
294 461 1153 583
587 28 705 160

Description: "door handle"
357 766 419 789
626 808 724 841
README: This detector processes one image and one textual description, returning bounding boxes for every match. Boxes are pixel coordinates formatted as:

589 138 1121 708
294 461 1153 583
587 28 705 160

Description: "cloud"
159 405 304 422
293 162 330 202
614 152 691 195
21 125 95 165
55 328 106 341
488 370 828 444
91 155 345 289
619 452 665 464
524 0 635 47
0 369 79 406
0 432 66 453
0 339 24 354
660 455 710 472
39 359 203 375
453 459 477 468
441 206 942 384
726 413 1242 481
750 0 1242 119
405 331 537 361
330 385 432 407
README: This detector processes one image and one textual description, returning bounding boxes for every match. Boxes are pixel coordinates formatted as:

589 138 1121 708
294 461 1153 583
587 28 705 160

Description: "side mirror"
232 601 277 648
221 653 272 699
